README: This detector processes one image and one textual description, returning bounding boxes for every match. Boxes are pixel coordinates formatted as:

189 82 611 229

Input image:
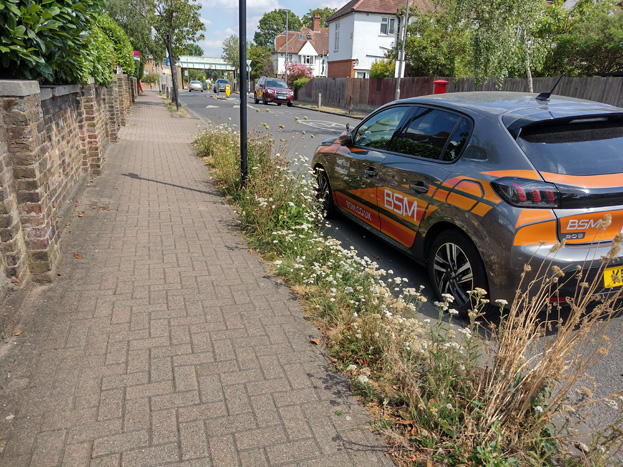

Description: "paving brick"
279 405 313 441
151 409 178 445
204 413 256 436
125 381 173 400
234 425 287 451
208 435 238 466
265 439 321 464
177 402 228 423
102 372 148 391
249 394 280 428
174 365 198 392
122 443 180 466
150 390 200 411
30 429 66 466
91 430 149 457
239 449 269 467
150 357 173 383
61 442 92 466
223 384 252 415
179 420 209 460
124 398 150 431
98 388 124 421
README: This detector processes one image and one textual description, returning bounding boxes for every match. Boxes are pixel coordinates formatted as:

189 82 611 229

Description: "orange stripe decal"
515 209 555 229
335 192 381 229
379 214 416 247
447 192 477 211
470 203 493 217
513 220 558 246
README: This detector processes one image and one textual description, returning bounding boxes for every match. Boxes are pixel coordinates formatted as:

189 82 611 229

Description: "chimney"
312 14 321 32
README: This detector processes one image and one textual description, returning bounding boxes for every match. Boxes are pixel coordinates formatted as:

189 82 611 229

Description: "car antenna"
535 74 564 102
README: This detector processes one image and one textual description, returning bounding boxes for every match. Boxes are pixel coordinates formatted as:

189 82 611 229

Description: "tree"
248 44 273 80
98 14 135 76
301 8 336 28
541 0 623 76
254 9 302 49
185 43 203 56
456 0 548 90
402 0 471 78
149 0 205 109
222 34 241 72
105 0 166 79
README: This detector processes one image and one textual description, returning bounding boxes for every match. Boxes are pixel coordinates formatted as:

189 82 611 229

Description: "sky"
196 0 345 57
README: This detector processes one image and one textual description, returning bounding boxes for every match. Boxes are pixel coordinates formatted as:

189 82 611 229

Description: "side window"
393 108 462 160
354 107 410 150
441 119 472 161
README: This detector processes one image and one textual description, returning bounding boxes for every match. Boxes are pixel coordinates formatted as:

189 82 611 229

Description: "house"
272 14 330 78
326 0 427 78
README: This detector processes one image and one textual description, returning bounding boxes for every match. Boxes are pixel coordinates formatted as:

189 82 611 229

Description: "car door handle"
364 168 378 178
409 181 429 194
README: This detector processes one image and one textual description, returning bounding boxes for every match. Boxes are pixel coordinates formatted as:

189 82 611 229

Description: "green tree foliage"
402 1 471 78
105 0 167 79
0 0 104 83
254 9 302 49
98 14 135 76
301 8 336 28
455 0 548 89
149 0 205 108
248 44 273 80
369 59 395 79
542 0 623 76
84 16 115 86
185 43 204 56
222 34 241 72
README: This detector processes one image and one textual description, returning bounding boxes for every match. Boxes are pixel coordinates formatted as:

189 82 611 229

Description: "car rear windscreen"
516 118 623 176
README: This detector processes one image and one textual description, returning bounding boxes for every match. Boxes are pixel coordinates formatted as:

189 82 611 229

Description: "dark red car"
254 77 293 106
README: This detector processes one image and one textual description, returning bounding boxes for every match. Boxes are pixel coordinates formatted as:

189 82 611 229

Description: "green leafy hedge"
0 0 133 86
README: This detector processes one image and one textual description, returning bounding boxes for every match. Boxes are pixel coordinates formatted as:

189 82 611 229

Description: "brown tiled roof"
274 27 329 56
327 0 431 22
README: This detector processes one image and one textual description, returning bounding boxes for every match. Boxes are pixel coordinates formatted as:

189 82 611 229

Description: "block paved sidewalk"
0 91 392 466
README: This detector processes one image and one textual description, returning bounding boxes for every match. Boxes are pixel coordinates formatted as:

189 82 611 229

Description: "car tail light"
491 177 561 208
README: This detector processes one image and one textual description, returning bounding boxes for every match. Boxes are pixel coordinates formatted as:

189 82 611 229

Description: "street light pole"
239 0 248 185
285 11 289 82
395 0 410 101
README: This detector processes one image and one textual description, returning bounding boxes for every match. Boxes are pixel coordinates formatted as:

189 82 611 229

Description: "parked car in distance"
254 77 293 106
214 79 230 93
189 80 203 92
312 92 623 314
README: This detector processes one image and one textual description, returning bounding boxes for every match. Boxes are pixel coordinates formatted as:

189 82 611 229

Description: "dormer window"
299 34 303 39
380 17 395 35
307 34 311 40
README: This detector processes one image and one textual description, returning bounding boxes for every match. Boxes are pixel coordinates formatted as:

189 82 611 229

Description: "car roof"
396 92 622 127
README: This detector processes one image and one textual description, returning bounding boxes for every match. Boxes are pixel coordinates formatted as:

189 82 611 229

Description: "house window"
334 22 340 52
303 56 313 65
380 17 395 35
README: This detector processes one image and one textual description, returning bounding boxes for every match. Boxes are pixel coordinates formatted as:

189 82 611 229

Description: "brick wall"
0 75 133 299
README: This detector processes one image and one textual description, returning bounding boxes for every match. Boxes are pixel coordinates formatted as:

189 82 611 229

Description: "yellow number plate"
603 266 623 288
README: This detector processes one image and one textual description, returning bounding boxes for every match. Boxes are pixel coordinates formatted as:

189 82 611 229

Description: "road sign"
165 57 170 66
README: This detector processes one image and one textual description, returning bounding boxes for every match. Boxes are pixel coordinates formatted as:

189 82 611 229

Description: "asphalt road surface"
181 90 623 441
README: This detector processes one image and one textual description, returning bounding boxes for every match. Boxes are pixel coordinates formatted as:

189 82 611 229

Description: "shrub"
0 0 104 83
286 62 312 87
143 72 159 84
370 59 395 79
292 77 311 91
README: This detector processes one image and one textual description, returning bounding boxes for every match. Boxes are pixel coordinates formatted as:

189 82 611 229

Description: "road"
181 91 623 440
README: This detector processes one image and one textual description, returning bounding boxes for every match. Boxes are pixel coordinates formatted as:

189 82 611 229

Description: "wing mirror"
338 123 353 146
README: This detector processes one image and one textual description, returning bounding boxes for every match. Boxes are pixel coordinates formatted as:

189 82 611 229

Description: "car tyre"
428 230 488 317
287 102 293 107
263 96 268 105
277 103 282 106
316 169 335 219
254 93 259 104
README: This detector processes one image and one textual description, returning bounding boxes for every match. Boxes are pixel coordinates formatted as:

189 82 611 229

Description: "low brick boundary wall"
0 76 134 299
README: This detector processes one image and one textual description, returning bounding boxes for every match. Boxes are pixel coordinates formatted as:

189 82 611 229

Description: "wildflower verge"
193 123 623 466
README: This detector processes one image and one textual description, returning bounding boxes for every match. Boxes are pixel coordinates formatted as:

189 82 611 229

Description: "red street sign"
133 51 140 58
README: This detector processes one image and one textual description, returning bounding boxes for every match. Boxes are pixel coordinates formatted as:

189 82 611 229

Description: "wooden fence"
297 76 623 113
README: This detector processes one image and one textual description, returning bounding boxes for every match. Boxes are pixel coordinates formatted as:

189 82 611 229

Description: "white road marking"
299 120 345 130
206 105 218 108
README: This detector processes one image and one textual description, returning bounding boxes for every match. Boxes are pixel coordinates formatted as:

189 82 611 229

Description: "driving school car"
312 92 623 314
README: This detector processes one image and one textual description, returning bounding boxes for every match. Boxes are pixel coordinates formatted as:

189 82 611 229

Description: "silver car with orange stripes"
312 92 623 314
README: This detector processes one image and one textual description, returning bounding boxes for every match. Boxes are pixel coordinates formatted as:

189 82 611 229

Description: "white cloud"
200 17 213 26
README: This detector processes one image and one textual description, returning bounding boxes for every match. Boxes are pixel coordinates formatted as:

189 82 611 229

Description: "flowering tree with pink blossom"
286 62 312 87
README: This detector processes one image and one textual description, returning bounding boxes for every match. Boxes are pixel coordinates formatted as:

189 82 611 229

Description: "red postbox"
433 79 449 94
